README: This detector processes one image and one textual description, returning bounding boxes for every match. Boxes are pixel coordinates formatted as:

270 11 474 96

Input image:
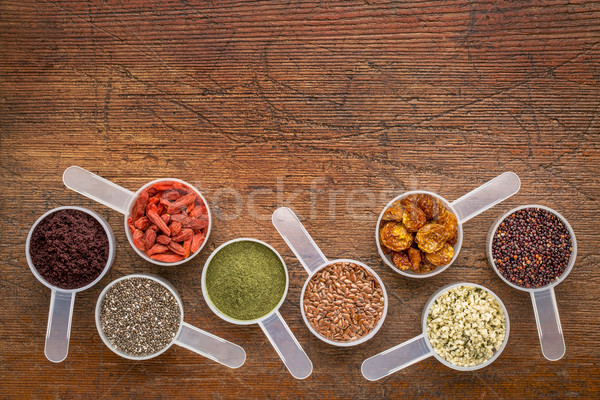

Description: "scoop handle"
531 288 565 361
63 166 135 215
450 172 521 224
174 321 246 368
259 311 313 379
45 290 75 363
272 207 328 275
361 334 431 381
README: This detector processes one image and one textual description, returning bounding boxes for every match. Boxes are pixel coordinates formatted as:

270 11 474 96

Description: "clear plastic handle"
531 288 565 361
361 333 431 381
174 322 246 368
450 172 521 224
45 290 75 363
272 207 328 275
63 166 135 215
259 311 313 379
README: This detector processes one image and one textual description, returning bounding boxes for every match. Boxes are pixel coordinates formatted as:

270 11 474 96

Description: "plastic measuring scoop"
376 171 521 278
62 166 212 266
272 207 388 346
487 205 576 361
96 274 246 367
202 238 313 379
26 206 116 363
361 282 510 380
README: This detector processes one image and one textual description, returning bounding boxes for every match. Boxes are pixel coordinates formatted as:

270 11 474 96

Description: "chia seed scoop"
95 273 246 368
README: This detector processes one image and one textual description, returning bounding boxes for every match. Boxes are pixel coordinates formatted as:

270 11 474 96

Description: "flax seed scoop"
272 207 388 346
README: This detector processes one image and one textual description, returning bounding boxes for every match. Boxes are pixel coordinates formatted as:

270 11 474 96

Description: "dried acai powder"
491 208 573 288
29 209 109 289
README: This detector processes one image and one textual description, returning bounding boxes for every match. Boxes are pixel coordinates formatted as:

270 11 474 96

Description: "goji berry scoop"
127 180 209 263
63 166 212 266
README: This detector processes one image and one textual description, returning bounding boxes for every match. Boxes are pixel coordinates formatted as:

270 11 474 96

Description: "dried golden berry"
415 223 449 253
402 203 426 232
400 194 419 208
420 257 437 273
382 201 404 222
380 222 413 252
379 237 393 254
392 251 411 271
416 194 440 220
381 193 460 274
437 207 458 237
425 243 455 266
447 233 458 246
407 247 422 271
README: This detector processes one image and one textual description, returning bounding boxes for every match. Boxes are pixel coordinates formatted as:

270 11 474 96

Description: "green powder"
205 240 287 321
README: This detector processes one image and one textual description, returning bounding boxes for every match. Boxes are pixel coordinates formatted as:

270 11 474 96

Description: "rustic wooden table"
1 0 599 398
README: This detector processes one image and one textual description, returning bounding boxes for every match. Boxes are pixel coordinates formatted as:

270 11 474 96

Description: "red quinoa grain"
491 208 572 288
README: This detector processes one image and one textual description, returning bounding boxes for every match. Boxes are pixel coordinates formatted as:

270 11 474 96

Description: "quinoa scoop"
361 283 510 381
487 205 577 362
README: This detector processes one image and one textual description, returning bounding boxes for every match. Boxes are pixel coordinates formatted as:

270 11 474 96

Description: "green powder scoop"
204 240 287 321
202 238 312 379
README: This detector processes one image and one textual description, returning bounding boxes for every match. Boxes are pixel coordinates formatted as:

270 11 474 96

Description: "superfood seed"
99 277 181 357
491 207 573 288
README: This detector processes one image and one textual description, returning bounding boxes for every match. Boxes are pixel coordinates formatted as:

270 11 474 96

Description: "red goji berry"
191 233 205 253
144 228 156 250
156 235 171 245
132 229 145 251
168 241 186 256
147 243 169 256
147 209 171 236
169 221 182 237
150 252 183 263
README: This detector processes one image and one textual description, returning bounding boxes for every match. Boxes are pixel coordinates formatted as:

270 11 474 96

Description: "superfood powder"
29 209 110 289
205 240 287 321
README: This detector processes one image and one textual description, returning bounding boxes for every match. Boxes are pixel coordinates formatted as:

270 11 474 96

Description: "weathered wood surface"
1 0 599 398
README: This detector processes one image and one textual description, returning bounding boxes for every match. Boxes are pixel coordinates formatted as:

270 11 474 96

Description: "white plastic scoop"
63 166 211 266
487 204 576 361
96 273 246 368
26 206 115 363
272 207 388 347
201 238 313 379
376 171 521 278
361 282 510 380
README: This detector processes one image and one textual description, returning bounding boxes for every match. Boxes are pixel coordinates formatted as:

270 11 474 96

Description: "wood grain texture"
1 0 599 398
